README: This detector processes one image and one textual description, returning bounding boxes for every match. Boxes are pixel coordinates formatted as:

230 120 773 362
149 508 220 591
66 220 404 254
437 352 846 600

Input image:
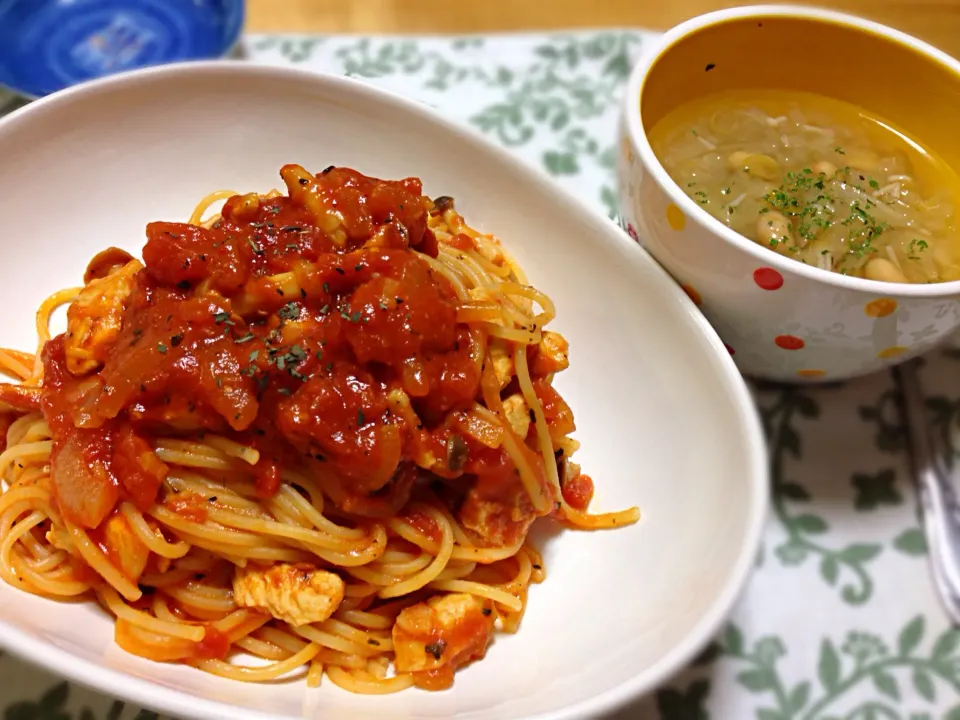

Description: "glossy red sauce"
532 380 575 439
39 165 564 540
446 233 474 251
407 604 495 691
164 491 209 523
195 625 231 660
70 558 103 587
255 460 281 499
562 472 594 511
114 618 230 662
402 509 442 545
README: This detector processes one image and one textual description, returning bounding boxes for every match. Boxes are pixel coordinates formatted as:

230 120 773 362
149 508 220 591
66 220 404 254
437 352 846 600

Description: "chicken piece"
488 339 514 389
530 331 569 377
459 438 557 547
460 486 539 548
393 592 496 689
102 511 150 581
501 392 531 438
65 259 143 376
232 563 344 626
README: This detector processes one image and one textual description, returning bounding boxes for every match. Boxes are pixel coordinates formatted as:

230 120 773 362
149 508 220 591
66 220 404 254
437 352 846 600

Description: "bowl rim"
0 60 769 720
624 3 960 299
0 0 245 100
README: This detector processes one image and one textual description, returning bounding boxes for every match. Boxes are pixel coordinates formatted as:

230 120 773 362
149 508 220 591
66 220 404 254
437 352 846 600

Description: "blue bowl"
0 0 244 98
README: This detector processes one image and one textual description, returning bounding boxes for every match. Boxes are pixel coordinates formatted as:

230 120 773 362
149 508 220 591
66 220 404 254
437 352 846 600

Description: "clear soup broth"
649 90 960 283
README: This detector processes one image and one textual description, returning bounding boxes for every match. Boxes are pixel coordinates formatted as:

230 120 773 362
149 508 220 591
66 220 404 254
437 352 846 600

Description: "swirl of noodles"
0 165 638 693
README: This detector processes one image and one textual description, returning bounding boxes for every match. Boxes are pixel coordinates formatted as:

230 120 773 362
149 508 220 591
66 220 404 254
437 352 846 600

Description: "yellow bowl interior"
640 14 960 168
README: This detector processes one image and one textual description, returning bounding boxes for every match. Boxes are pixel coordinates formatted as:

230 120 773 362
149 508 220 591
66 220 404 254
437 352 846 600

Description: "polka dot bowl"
618 5 960 383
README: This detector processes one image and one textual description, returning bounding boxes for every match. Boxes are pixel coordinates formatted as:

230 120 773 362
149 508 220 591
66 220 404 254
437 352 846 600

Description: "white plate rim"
0 60 769 720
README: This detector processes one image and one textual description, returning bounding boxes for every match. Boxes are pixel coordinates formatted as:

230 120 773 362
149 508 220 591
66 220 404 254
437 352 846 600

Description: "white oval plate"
0 62 767 720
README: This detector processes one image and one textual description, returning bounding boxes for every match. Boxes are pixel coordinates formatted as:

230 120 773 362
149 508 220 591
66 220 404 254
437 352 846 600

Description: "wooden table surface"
246 0 960 58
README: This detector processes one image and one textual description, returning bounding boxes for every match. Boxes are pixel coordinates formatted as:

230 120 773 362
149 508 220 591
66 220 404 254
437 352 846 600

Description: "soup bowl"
618 5 960 382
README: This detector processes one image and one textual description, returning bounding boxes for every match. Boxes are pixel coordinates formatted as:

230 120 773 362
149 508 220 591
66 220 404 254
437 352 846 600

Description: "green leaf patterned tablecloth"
2 30 960 720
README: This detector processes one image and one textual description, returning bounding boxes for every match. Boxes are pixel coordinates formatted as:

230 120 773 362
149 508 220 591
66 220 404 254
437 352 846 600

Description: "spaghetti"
0 164 639 693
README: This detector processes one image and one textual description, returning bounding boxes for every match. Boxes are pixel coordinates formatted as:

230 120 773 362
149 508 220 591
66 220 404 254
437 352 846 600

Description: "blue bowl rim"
0 0 245 100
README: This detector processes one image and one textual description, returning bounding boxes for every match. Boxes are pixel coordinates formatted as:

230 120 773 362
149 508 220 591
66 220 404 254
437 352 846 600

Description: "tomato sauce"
561 472 594 511
404 601 496 691
194 625 231 660
38 165 565 540
402 509 442 545
164 492 210 523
